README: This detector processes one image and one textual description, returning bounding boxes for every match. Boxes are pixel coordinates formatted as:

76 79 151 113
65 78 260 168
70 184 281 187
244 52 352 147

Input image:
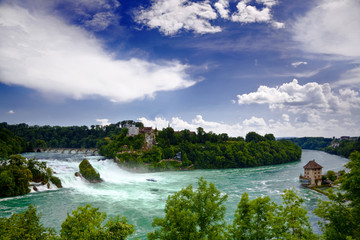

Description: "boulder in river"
79 159 102 183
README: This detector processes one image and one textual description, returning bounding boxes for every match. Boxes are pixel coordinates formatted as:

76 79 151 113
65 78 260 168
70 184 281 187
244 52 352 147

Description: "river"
0 150 349 239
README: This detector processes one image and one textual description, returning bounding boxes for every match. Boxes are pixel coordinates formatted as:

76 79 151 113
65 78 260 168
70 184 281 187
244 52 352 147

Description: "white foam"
29 181 58 192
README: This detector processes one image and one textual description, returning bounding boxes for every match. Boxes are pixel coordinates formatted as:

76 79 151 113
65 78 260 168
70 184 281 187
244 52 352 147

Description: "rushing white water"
0 150 349 239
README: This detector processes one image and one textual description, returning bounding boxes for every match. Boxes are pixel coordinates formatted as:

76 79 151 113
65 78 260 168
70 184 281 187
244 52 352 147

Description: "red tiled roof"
303 160 323 169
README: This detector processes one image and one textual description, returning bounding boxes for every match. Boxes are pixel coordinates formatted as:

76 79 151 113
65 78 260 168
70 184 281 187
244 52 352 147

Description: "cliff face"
78 159 102 183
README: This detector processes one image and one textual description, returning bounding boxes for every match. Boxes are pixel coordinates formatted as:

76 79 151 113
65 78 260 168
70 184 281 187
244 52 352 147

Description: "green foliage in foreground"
79 159 102 182
148 177 228 240
0 204 134 240
149 178 317 240
315 151 360 240
60 204 134 240
0 155 62 197
0 205 56 239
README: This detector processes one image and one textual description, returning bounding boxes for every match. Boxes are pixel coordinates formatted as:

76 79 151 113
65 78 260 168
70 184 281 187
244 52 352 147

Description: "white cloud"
231 0 271 23
242 116 266 127
292 0 360 92
214 0 230 19
135 0 283 35
230 0 284 29
257 0 278 8
292 0 360 58
8 110 15 114
138 117 170 130
282 114 289 122
96 118 111 126
332 66 360 89
236 79 358 113
140 115 244 136
235 79 360 136
84 11 116 31
291 61 307 68
135 0 221 35
271 21 285 29
0 4 195 102
139 114 359 138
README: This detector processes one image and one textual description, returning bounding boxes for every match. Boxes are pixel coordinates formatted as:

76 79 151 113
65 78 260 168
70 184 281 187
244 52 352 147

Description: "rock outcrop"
78 159 102 183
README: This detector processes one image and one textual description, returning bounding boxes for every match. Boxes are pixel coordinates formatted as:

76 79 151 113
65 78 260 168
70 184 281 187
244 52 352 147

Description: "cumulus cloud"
8 110 15 114
214 0 230 19
135 0 283 35
138 117 170 130
139 115 244 136
237 79 356 113
0 4 195 102
139 114 358 138
292 0 360 58
235 79 360 135
291 61 307 68
231 0 271 23
96 118 111 126
242 116 267 127
135 0 221 35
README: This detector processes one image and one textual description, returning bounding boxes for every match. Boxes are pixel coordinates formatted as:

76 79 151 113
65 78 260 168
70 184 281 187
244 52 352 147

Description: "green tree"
228 193 276 240
148 177 228 240
60 204 134 240
275 189 317 239
0 205 55 239
326 170 337 182
315 151 360 239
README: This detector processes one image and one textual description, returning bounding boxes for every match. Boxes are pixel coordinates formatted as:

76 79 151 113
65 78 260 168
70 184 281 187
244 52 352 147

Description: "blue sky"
1 0 359 138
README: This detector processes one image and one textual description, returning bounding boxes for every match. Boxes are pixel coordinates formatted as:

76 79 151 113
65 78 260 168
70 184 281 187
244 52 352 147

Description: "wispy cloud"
292 0 360 92
292 0 360 58
8 110 15 114
274 64 331 78
291 61 307 68
0 3 196 102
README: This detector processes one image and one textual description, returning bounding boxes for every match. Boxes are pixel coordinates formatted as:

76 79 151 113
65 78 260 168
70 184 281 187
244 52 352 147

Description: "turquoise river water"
0 150 349 239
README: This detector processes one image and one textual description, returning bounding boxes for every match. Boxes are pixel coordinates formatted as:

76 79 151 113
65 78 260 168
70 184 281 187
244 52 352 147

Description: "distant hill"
286 137 333 150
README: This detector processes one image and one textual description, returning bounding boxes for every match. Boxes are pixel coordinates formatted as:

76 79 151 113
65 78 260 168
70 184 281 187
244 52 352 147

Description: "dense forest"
1 122 302 171
0 128 28 157
286 136 360 158
324 139 360 158
286 137 333 150
0 121 142 149
101 127 302 171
